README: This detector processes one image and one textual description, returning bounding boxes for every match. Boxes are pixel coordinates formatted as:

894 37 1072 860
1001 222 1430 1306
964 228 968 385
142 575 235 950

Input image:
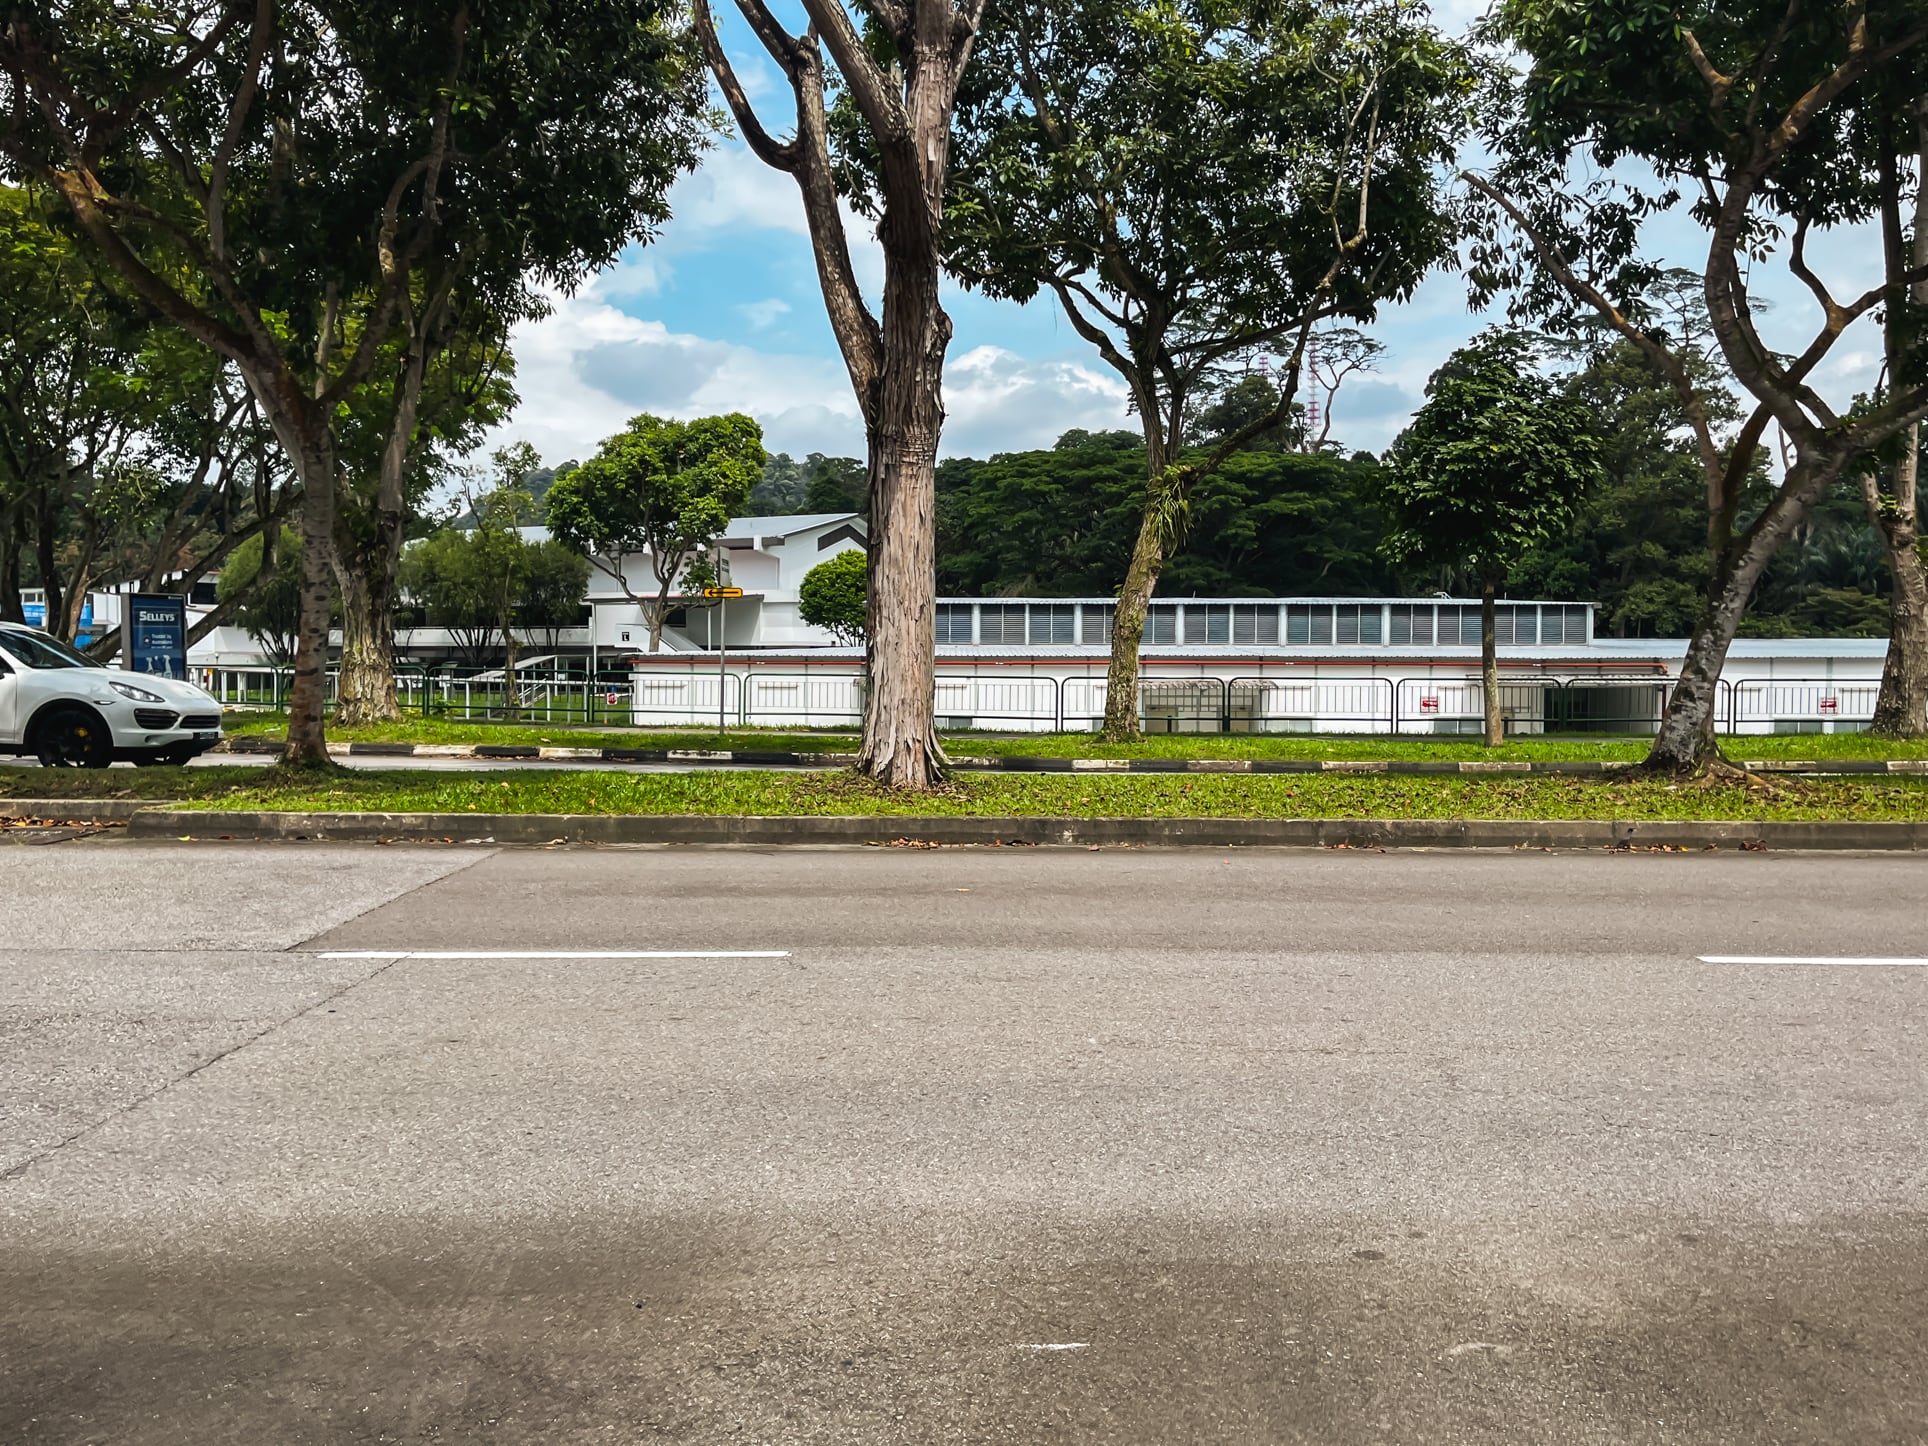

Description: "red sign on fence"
1819 696 1839 712
606 691 622 706
1420 696 1441 713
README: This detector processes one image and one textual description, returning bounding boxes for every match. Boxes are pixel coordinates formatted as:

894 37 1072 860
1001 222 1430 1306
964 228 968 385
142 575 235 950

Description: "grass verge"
8 763 1928 822
219 712 1928 762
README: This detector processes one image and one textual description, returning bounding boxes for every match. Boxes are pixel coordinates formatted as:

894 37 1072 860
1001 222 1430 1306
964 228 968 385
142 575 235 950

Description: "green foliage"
750 452 865 516
1379 331 1602 585
401 529 516 665
799 549 869 644
546 413 765 608
1509 337 1729 636
399 476 543 665
218 527 306 667
0 1 710 364
520 542 592 641
941 0 1476 326
916 0 1478 503
802 456 868 517
936 429 1395 598
750 453 812 514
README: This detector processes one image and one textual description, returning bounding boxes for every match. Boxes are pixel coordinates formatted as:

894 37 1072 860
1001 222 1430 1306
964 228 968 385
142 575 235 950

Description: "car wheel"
34 706 112 769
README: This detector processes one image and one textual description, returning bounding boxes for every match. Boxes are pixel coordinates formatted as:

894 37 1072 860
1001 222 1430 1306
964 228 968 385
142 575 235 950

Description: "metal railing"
741 672 865 728
932 675 1062 731
1230 676 1396 734
189 662 1894 738
1729 677 1879 733
1389 676 1675 736
195 664 638 725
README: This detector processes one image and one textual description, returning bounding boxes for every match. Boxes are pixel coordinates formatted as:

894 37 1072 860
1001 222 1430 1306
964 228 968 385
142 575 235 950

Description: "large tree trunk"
335 555 401 725
1646 460 1839 771
854 174 948 790
858 397 944 787
1866 436 1928 737
1481 574 1502 747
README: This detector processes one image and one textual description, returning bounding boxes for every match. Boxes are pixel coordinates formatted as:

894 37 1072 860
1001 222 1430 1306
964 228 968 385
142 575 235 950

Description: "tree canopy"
799 549 868 644
546 413 764 653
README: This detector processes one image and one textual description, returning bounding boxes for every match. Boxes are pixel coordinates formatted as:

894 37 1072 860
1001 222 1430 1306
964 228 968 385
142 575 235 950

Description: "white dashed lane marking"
1699 956 1928 968
317 950 791 960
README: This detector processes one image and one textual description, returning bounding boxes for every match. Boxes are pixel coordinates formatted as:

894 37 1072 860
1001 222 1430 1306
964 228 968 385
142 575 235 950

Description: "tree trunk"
1098 421 1176 741
335 290 438 725
859 400 945 786
276 415 341 768
647 572 671 654
502 614 521 723
0 500 22 623
1867 100 1928 739
1481 574 1502 747
855 192 948 790
32 482 62 640
1866 435 1927 737
1645 460 1840 771
335 557 402 725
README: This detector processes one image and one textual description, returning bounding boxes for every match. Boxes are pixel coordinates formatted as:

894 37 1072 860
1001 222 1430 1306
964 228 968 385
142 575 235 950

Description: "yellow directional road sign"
703 587 744 598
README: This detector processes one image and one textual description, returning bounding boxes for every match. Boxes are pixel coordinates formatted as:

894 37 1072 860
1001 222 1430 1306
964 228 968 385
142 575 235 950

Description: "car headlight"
108 679 167 704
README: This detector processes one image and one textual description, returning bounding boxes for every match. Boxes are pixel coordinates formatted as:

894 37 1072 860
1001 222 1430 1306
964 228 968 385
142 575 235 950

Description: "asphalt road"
4 842 1927 1444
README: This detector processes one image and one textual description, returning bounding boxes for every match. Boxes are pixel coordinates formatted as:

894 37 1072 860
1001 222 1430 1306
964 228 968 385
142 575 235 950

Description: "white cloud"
490 284 861 466
587 250 671 301
659 137 886 306
490 294 1140 468
939 345 1133 457
665 142 810 236
739 297 792 330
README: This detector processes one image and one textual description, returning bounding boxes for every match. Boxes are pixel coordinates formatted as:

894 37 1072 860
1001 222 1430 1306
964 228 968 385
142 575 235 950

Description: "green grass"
219 710 1928 762
9 762 1928 822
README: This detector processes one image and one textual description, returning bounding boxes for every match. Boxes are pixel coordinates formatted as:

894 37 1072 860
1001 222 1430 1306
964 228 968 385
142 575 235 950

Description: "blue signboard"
20 599 93 644
123 594 188 679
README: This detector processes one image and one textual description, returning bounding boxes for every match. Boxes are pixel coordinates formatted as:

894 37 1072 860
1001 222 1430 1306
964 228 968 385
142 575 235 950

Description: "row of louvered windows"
930 601 1591 648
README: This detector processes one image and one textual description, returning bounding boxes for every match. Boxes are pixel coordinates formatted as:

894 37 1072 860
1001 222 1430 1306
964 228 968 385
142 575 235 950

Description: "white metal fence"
191 663 1901 735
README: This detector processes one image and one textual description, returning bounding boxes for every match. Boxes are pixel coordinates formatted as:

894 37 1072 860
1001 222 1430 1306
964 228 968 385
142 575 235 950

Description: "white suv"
0 623 225 768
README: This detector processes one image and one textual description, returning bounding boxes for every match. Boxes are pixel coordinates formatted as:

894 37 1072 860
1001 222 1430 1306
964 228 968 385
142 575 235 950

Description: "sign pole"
700 586 744 736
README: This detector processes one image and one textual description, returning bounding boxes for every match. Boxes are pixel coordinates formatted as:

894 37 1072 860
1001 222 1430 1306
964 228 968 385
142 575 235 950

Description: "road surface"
4 841 1926 1443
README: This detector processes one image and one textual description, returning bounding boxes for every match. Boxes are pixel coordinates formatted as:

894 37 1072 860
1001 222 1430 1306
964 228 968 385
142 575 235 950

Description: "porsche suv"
0 623 225 768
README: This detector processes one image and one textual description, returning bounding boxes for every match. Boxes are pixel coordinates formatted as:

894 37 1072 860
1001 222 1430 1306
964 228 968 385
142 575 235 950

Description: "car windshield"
0 627 94 670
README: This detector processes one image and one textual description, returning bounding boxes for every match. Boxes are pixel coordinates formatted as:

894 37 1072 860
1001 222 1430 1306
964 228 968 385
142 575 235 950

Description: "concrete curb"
0 798 177 821
90 806 1928 850
214 736 1928 777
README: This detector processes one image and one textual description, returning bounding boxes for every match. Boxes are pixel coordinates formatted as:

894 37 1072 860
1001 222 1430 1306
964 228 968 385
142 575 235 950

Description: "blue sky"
489 0 1884 475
